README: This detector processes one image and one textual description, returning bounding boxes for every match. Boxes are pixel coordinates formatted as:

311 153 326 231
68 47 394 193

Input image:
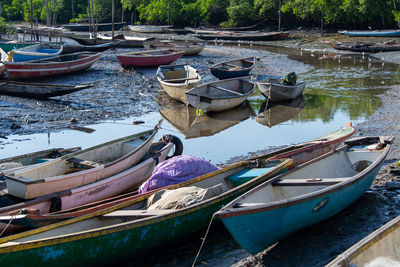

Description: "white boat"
185 76 255 112
127 25 171 33
157 64 201 104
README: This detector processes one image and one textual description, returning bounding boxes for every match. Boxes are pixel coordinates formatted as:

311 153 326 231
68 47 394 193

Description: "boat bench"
66 157 102 169
209 85 242 96
102 209 173 219
272 177 350 186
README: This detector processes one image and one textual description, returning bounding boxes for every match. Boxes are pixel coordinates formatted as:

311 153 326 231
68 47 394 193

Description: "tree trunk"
121 0 125 23
112 0 115 40
71 0 75 19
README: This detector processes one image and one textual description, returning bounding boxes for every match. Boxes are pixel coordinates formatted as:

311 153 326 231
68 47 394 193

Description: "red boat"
5 52 101 79
116 49 184 68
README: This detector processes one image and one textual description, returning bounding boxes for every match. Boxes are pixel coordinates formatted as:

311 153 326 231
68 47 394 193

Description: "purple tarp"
138 155 219 194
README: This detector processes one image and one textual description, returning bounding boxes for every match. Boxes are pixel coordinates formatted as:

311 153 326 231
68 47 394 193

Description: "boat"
324 41 400 53
9 43 63 62
0 63 5 76
143 39 207 55
159 101 255 139
256 96 306 127
0 81 93 98
214 136 393 255
194 31 290 41
257 80 307 102
326 215 400 267
99 34 154 48
5 52 101 79
0 157 292 265
4 125 161 199
116 49 184 68
0 147 81 175
62 22 126 32
339 29 400 37
0 39 37 53
185 76 255 112
156 64 201 103
210 57 256 80
127 25 171 33
62 40 121 54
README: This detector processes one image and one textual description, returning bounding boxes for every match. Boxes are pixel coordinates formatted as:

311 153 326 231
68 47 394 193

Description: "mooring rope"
0 209 22 237
192 213 216 267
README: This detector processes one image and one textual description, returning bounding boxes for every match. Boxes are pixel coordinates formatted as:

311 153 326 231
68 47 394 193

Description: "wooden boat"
257 80 307 102
116 49 184 68
339 29 400 37
0 81 93 98
0 157 292 265
326 215 400 267
62 40 121 54
156 64 201 103
4 126 160 199
9 43 63 62
127 25 171 33
256 96 306 127
62 22 125 32
0 39 37 53
159 101 255 139
143 39 207 55
0 123 352 231
185 76 255 112
210 57 255 80
215 136 392 255
194 31 290 41
325 41 400 53
100 34 153 48
5 52 101 79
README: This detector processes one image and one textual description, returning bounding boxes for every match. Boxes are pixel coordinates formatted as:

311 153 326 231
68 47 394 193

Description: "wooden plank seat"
209 85 243 95
273 177 350 186
102 209 174 219
66 158 102 169
163 77 198 82
221 62 245 69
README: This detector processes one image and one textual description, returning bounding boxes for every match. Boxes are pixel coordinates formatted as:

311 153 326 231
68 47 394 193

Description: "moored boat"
257 80 307 102
210 56 255 79
62 40 121 54
116 49 184 68
156 64 201 103
215 136 392 255
143 39 207 55
194 31 290 41
326 215 400 267
127 24 171 33
9 43 63 62
324 41 400 53
0 81 93 98
5 125 160 199
339 29 400 37
185 76 255 112
62 22 126 32
5 52 101 79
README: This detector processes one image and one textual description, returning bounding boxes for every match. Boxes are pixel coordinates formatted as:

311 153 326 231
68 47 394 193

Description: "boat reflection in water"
159 100 255 139
256 95 306 128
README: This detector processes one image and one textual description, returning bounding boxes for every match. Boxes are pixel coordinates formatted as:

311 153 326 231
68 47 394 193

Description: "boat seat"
209 85 242 95
272 177 350 186
101 209 173 219
66 158 102 169
163 77 198 82
221 62 245 69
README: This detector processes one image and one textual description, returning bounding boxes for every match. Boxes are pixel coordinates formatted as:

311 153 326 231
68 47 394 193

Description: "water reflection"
159 99 255 139
256 96 306 127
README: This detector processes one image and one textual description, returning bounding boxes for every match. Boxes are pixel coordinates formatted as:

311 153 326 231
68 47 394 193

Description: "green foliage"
226 0 257 26
0 17 17 33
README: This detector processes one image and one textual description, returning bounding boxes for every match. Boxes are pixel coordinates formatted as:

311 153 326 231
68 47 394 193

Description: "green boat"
0 41 36 53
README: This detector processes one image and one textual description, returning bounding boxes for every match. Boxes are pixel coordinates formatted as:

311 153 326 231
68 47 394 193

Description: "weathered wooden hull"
0 42 36 53
143 40 206 55
210 57 255 80
62 22 125 32
326 215 400 267
117 50 184 68
11 43 63 62
127 25 171 33
62 41 120 54
194 31 289 41
5 52 101 79
185 76 255 112
257 82 307 102
215 136 392 255
0 81 93 98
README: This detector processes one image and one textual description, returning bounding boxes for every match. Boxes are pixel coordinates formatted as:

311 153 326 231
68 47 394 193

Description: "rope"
192 213 215 267
0 209 22 237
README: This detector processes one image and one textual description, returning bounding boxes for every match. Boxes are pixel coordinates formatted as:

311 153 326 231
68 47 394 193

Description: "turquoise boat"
215 136 392 255
0 158 292 266
10 43 63 62
340 30 400 37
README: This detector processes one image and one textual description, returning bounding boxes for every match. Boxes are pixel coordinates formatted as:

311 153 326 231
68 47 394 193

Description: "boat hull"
343 30 400 37
258 82 306 102
62 22 125 32
117 50 184 68
0 82 92 98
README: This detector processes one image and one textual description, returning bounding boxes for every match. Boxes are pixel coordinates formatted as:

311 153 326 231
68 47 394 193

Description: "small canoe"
257 81 307 102
5 52 101 79
9 43 63 62
210 57 255 79
325 41 400 53
127 25 171 33
156 64 201 104
5 125 160 199
194 31 289 41
340 29 400 37
0 157 292 265
116 49 184 68
0 81 93 98
62 22 126 32
185 76 255 112
69 34 152 48
215 136 392 255
326 215 400 267
143 40 207 55
62 40 121 54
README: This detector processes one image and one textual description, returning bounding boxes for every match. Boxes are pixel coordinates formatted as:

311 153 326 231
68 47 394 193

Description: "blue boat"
340 30 400 37
9 43 63 62
210 56 255 79
215 136 393 255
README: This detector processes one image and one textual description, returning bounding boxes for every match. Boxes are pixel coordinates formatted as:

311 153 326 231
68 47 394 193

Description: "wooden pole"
121 0 125 23
71 0 75 19
278 1 281 31
112 0 115 40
